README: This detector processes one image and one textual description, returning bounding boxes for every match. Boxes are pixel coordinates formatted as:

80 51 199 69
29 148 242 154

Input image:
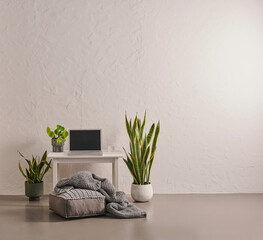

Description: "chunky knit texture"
54 171 147 218
52 188 105 200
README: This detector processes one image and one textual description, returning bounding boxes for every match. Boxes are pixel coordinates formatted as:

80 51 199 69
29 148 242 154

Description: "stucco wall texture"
1 0 263 194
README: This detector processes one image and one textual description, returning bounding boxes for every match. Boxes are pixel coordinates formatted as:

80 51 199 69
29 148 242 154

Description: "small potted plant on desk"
18 151 52 201
46 124 69 152
123 112 160 202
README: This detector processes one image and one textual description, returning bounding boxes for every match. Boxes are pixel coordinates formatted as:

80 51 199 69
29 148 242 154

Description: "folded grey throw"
54 171 146 218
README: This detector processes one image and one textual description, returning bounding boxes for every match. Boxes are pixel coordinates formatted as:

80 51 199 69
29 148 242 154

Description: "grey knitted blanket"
54 171 146 218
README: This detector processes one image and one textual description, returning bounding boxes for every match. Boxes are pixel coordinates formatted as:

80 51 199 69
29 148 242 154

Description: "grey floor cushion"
49 189 106 218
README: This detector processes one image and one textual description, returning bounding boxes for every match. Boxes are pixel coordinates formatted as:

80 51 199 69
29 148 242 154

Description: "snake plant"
123 113 160 185
18 151 52 183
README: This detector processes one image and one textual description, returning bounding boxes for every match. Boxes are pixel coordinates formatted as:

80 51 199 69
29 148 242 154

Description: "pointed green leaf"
147 123 155 143
151 121 160 155
147 121 160 183
134 136 142 183
123 159 138 184
125 114 132 138
132 115 137 138
19 162 26 178
140 112 146 140
41 151 47 161
18 151 25 159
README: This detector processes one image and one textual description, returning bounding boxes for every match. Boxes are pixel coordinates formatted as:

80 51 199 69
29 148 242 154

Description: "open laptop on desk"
68 129 103 156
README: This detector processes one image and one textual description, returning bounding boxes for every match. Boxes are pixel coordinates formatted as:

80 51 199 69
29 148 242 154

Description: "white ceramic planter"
131 183 153 202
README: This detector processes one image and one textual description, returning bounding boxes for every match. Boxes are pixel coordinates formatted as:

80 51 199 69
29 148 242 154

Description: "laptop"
68 129 102 155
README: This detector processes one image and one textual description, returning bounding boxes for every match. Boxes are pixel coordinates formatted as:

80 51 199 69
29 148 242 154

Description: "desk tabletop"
47 150 123 158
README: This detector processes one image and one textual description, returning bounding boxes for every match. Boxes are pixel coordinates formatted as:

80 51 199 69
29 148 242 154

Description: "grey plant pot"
25 182 43 201
51 138 64 152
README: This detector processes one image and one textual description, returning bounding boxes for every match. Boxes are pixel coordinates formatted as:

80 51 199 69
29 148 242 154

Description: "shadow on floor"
0 195 149 223
0 204 115 223
0 207 67 223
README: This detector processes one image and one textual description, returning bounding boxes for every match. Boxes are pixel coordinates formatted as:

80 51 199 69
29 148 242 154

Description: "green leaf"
47 127 55 138
57 137 63 143
43 160 52 176
151 121 160 155
123 159 138 184
132 115 138 138
26 169 31 180
147 121 160 183
125 114 131 139
39 159 52 181
19 162 26 178
144 161 151 184
18 151 32 168
129 140 136 161
141 145 150 181
146 156 154 184
137 119 141 139
38 151 47 173
18 151 25 159
147 123 155 143
144 146 150 165
140 112 146 140
140 135 147 180
57 125 65 131
123 147 139 183
29 167 36 178
62 130 68 139
54 129 59 135
41 151 47 162
134 136 141 183
141 135 147 160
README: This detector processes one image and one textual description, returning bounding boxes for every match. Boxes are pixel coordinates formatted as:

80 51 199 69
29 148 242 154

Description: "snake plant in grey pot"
18 151 52 201
123 112 160 202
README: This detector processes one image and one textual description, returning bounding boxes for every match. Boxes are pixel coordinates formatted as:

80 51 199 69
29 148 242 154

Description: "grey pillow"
49 189 106 218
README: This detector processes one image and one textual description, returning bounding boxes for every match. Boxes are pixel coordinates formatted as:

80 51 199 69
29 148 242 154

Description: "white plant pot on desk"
131 183 153 202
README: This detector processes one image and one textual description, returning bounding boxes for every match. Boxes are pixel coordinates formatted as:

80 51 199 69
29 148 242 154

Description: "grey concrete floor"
0 194 263 240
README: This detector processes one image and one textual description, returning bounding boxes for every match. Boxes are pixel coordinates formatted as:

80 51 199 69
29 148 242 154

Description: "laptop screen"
70 130 101 151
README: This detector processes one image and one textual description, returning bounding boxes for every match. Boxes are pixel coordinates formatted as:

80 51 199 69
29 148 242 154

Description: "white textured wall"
0 0 263 194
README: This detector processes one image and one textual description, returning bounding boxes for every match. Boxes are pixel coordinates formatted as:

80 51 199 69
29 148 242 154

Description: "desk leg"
112 158 119 191
53 159 57 190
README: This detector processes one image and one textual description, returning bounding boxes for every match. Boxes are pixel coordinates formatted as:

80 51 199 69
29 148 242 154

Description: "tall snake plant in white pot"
123 112 160 202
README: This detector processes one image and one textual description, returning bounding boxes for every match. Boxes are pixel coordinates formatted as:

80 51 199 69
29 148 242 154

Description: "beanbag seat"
49 188 106 218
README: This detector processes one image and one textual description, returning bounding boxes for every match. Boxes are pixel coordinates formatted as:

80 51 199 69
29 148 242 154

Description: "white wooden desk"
47 151 123 190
